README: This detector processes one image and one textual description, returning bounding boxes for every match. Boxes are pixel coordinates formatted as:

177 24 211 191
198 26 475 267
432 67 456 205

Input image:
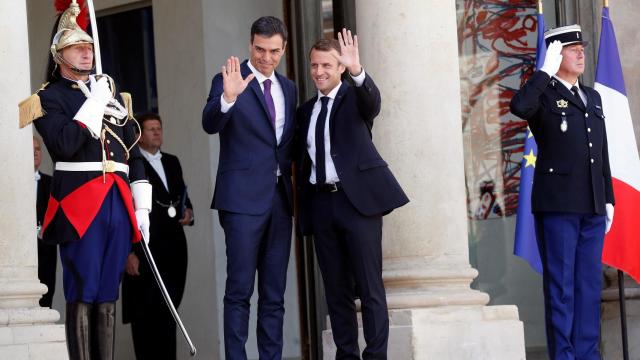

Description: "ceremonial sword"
140 230 197 356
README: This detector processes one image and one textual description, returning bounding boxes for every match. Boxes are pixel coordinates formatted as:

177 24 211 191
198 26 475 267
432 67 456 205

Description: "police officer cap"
544 24 588 47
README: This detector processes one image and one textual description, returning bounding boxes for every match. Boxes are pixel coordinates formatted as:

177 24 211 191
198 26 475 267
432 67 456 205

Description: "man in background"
122 113 193 360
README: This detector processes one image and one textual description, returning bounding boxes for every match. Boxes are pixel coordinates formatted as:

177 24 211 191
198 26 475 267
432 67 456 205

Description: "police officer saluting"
510 25 615 360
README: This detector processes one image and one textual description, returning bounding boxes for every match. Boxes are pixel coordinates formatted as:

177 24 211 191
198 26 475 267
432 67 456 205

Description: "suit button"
591 158 595 163
106 139 111 144
585 113 589 118
588 128 591 132
589 142 593 147
549 168 554 173
562 112 566 116
109 152 114 157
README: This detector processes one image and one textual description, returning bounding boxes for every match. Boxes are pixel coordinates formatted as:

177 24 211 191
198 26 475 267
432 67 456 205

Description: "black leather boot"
65 302 92 360
92 302 116 360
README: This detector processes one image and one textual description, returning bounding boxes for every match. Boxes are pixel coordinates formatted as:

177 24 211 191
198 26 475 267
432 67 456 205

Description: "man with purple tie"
202 16 297 360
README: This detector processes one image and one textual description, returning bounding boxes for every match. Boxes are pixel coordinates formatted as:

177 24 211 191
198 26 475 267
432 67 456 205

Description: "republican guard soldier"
510 25 615 360
18 1 151 359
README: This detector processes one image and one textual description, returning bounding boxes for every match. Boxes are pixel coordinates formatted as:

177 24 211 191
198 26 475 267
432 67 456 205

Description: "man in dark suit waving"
296 30 408 359
202 16 297 360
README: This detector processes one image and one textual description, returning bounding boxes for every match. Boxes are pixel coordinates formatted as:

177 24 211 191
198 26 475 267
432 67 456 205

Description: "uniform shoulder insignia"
119 92 134 120
550 79 557 87
18 82 49 129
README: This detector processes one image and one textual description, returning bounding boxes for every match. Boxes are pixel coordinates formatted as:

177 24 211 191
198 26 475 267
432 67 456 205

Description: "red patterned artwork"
457 0 538 219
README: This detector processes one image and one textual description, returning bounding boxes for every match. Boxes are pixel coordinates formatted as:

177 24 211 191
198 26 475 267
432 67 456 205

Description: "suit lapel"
583 84 595 112
276 72 294 142
160 155 175 195
329 82 349 137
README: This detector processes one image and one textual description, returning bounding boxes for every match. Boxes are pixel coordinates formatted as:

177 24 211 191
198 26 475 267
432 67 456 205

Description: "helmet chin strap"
55 52 94 76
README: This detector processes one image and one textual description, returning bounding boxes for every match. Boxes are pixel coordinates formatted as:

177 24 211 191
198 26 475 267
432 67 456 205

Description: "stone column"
322 2 526 358
0 1 67 359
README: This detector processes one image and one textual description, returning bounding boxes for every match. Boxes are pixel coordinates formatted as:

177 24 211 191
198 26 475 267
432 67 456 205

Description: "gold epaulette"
119 92 134 120
18 82 49 128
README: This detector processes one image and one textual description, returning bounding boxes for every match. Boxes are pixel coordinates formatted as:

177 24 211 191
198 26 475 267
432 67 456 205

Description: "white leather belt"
55 161 129 175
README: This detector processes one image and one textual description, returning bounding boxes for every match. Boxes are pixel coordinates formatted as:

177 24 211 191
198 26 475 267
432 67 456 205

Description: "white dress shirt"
140 148 169 191
307 70 366 184
554 76 587 106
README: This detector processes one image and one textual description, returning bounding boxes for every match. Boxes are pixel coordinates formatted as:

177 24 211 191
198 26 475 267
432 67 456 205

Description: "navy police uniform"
34 77 145 303
510 69 614 360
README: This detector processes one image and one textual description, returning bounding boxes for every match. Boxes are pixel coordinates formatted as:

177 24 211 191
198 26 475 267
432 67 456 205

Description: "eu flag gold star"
523 149 537 168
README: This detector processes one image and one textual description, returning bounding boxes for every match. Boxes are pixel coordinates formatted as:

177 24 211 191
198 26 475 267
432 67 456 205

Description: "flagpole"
604 0 609 8
537 0 543 14
617 270 629 360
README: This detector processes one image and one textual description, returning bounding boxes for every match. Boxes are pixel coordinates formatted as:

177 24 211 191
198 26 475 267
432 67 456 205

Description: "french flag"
595 6 640 282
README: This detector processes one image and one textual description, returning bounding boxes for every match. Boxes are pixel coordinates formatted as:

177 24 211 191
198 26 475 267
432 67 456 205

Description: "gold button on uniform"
109 152 114 157
587 128 591 132
549 168 554 173
589 143 593 147
591 158 594 163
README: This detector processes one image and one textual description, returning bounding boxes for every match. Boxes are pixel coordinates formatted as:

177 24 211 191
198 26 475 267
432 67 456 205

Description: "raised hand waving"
222 56 255 103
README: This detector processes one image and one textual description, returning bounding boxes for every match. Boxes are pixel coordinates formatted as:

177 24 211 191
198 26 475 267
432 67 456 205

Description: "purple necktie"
263 79 276 129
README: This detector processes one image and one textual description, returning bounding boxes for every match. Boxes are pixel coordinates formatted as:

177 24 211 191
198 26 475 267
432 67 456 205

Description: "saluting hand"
541 40 563 77
333 28 362 76
222 56 255 103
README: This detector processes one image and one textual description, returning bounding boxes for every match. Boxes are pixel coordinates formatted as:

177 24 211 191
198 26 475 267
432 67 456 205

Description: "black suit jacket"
510 71 614 214
295 74 409 235
122 152 193 323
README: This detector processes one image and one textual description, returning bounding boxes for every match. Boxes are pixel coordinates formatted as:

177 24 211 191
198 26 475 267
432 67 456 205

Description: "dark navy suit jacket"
510 71 614 214
295 75 409 235
203 61 297 215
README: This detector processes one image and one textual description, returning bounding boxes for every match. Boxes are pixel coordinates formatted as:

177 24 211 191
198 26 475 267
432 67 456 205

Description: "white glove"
131 181 152 244
605 203 614 234
540 40 563 77
74 76 112 138
135 209 150 245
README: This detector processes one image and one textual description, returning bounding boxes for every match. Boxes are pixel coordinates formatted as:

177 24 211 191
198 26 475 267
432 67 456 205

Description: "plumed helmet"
50 0 93 61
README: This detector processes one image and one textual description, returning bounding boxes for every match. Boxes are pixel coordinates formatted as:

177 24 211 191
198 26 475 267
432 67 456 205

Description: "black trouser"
131 306 177 360
37 239 57 308
311 188 388 360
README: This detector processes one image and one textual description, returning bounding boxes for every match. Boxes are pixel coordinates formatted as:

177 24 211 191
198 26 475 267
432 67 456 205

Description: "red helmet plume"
54 0 88 31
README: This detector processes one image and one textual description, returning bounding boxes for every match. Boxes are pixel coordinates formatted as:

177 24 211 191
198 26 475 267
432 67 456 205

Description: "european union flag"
513 12 545 273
